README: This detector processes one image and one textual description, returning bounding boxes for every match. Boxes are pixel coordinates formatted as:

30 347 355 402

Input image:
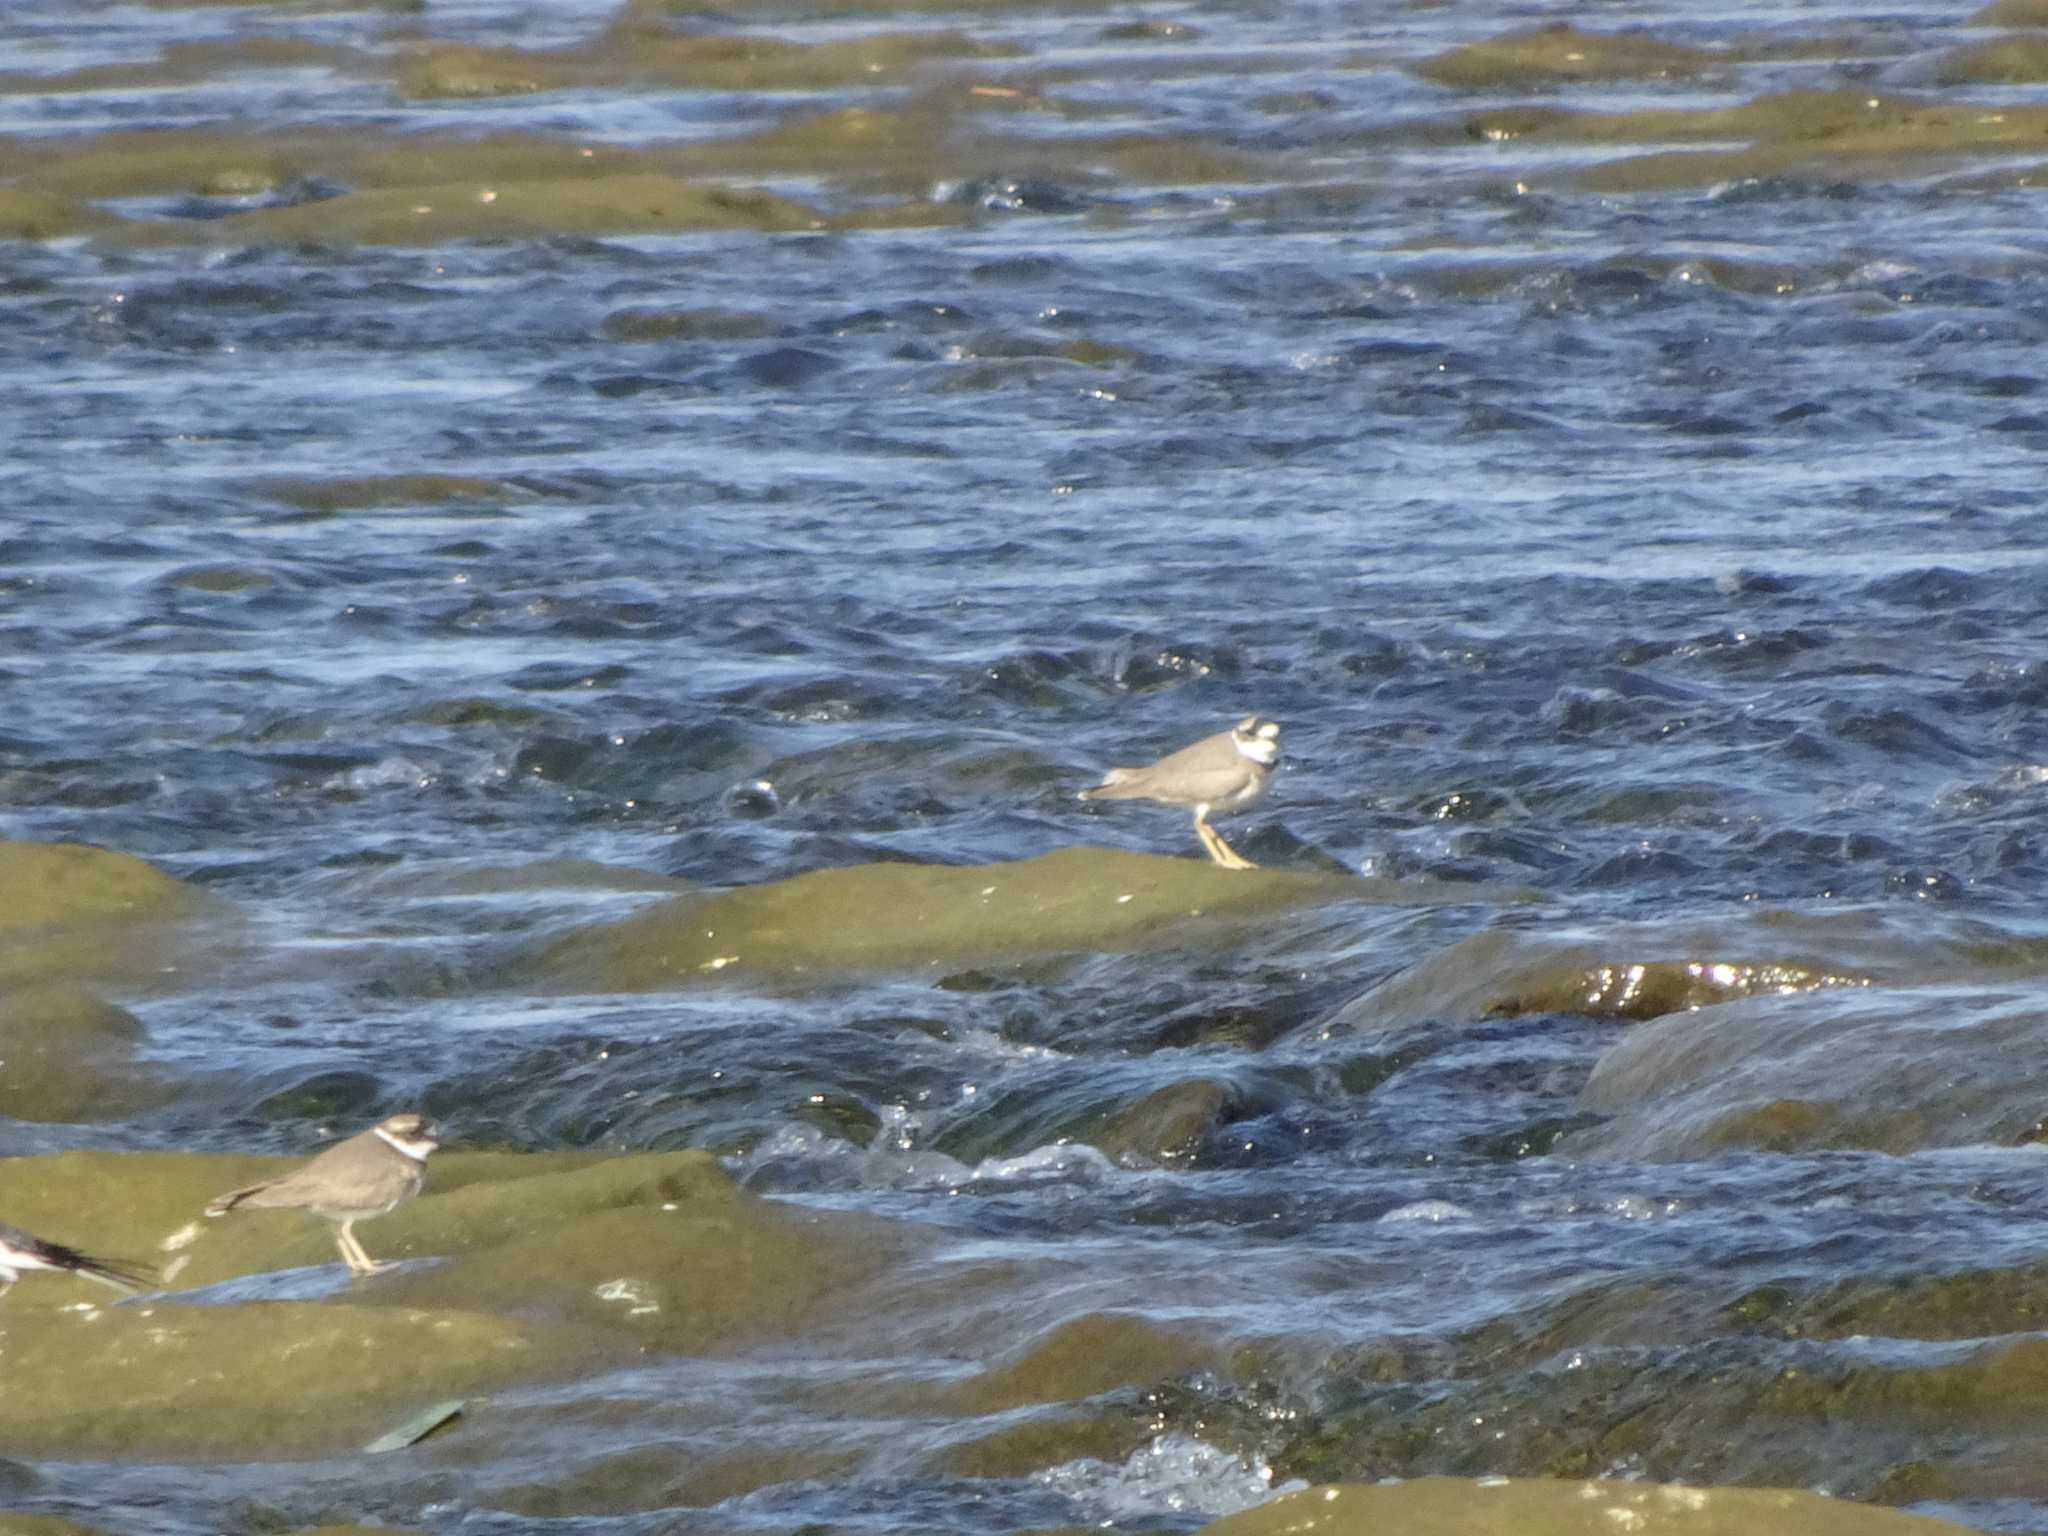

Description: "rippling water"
6 0 2048 1529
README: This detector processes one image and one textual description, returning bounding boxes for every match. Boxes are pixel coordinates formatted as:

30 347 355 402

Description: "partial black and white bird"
0 1220 152 1299
206 1111 439 1276
1079 715 1280 870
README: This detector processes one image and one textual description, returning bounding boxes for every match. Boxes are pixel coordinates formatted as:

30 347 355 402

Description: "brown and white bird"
1079 715 1280 870
0 1220 152 1298
206 1112 438 1276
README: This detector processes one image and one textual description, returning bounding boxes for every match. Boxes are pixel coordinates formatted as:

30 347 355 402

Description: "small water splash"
1036 1432 1303 1522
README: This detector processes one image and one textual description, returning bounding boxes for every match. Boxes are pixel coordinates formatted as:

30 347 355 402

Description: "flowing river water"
5 0 2048 1532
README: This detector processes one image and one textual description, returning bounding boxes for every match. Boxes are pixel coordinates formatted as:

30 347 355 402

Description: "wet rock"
1415 25 1718 89
945 1311 1220 1412
1969 0 2048 23
11 129 298 199
120 176 822 248
1933 37 2048 83
1194 1478 1975 1535
0 1295 569 1460
1090 1079 1234 1164
1571 986 2048 1159
517 849 1353 989
601 307 776 342
395 45 562 99
1323 908 1939 1038
258 474 515 514
0 189 110 241
371 1151 897 1349
165 563 274 593
0 986 167 1122
0 1148 893 1455
0 841 227 991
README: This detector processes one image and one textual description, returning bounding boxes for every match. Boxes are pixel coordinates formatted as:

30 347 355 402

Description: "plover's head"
373 1112 440 1161
1231 715 1281 765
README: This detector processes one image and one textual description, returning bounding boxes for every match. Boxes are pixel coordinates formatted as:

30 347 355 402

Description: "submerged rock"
1195 1478 1974 1534
1415 24 1718 89
1570 985 2048 1159
518 848 1353 989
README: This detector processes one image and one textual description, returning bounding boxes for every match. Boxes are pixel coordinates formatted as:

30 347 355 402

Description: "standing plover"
1080 715 1280 870
206 1112 438 1276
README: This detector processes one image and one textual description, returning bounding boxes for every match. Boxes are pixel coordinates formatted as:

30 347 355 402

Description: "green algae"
600 306 777 342
0 842 209 934
1969 0 2048 22
1934 36 2048 82
0 188 114 240
945 1311 1219 1413
396 44 560 99
118 174 823 247
0 1148 892 1456
0 986 168 1122
1194 1478 1977 1535
0 841 227 991
1415 24 1719 89
393 29 1015 100
257 473 517 514
1571 985 2048 1159
1090 1078 1232 1164
5 129 304 199
520 848 1353 989
0 1297 559 1459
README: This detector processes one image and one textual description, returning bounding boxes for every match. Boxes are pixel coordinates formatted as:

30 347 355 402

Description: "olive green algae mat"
520 847 1359 988
1194 1478 1976 1535
0 840 229 991
0 1149 897 1458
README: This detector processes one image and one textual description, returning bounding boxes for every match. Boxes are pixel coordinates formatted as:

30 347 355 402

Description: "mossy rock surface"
1415 24 1716 88
0 842 226 990
0 986 165 1121
520 848 1353 989
0 1148 895 1456
1195 1478 1976 1536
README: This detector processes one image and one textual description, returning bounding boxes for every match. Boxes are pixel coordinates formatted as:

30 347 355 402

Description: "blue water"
6 0 2048 1528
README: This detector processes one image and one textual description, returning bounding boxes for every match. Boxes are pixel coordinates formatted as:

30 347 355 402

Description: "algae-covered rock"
1969 0 2048 23
119 175 821 247
0 986 167 1122
0 1147 895 1455
1571 986 2048 1159
1933 37 2048 83
1326 919 1879 1038
0 1517 111 1536
256 473 515 514
395 44 562 98
519 848 1352 989
0 1297 567 1459
1415 25 1718 89
373 1152 899 1348
1090 1078 1234 1164
1194 1478 1975 1535
0 188 113 241
0 842 209 934
0 841 226 991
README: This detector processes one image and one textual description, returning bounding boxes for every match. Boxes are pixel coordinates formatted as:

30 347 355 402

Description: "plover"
1079 715 1280 870
206 1112 439 1276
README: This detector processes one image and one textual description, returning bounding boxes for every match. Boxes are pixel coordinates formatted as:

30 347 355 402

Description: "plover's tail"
1078 767 1145 801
